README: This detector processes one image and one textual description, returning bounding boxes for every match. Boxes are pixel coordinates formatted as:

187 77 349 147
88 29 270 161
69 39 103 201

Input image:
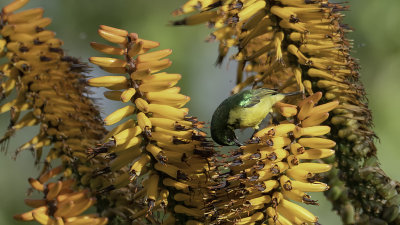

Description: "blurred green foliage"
0 0 399 224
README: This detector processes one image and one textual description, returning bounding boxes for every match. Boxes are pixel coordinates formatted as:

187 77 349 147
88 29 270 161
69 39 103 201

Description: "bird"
210 88 301 146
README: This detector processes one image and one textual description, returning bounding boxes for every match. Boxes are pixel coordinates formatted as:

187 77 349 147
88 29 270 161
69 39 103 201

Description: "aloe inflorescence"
201 92 337 224
172 0 400 224
0 0 111 224
0 0 106 163
13 166 108 225
1 0 399 224
86 25 217 224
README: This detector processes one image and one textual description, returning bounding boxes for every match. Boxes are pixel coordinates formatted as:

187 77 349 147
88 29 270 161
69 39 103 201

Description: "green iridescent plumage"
211 88 300 146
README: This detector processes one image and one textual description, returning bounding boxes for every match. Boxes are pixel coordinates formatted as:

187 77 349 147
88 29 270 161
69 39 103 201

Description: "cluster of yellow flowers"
1 0 398 224
0 0 108 223
203 92 337 224
0 0 105 164
14 166 108 225
86 25 217 224
173 0 399 224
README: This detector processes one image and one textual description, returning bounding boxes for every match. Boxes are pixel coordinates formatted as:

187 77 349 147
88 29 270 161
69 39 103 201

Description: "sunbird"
211 88 301 146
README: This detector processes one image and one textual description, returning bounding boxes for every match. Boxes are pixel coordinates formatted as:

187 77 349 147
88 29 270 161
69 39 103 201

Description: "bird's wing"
238 89 277 108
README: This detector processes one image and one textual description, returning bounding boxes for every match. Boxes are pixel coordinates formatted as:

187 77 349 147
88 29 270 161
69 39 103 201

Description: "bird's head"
211 126 242 146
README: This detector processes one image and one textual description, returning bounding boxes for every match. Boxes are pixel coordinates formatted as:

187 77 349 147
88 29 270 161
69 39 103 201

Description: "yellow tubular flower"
87 25 216 224
14 167 107 225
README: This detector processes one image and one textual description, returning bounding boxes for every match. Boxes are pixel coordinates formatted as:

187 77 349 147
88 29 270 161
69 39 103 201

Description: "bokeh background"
0 0 399 224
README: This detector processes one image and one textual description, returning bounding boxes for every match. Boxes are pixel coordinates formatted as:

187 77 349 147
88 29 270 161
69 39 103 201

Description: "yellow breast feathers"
228 96 275 129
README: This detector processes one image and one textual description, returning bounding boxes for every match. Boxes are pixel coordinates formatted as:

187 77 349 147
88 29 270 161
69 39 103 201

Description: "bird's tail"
282 90 303 96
